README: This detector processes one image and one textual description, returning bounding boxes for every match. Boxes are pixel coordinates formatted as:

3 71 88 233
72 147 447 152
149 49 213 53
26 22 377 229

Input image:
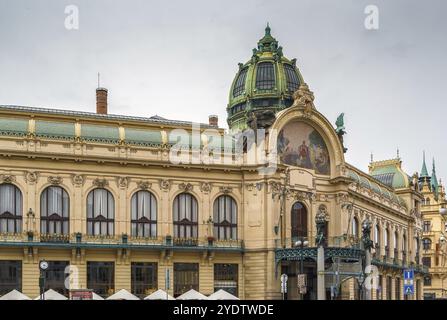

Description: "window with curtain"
213 195 237 240
422 238 432 250
173 263 199 297
214 263 238 297
255 62 275 90
40 186 69 234
87 188 114 236
0 260 21 295
131 191 157 238
87 262 114 298
352 217 359 238
173 193 198 239
44 261 69 296
0 184 22 234
131 262 157 298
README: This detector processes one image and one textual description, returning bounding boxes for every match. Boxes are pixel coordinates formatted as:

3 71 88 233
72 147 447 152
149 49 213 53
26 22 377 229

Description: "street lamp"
39 260 49 300
295 237 309 299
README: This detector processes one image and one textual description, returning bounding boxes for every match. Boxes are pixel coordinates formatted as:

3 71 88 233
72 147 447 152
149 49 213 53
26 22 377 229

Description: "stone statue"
335 113 348 153
361 218 373 250
292 83 315 114
315 205 327 247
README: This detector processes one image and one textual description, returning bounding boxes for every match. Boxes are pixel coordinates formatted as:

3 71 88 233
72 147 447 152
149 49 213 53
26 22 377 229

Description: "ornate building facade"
0 26 430 300
418 154 447 299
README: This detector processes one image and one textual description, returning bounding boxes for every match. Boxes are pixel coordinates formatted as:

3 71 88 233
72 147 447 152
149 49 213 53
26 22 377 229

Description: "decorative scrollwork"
117 177 129 189
159 179 171 191
219 186 233 194
92 178 108 188
178 182 193 192
47 176 63 185
137 180 152 190
200 182 211 193
0 174 16 184
72 174 85 187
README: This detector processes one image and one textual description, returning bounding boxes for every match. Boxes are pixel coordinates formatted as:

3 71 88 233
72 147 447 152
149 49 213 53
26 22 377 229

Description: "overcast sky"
0 0 446 182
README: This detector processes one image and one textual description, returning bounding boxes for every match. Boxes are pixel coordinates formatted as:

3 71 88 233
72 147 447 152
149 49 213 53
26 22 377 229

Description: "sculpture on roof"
335 113 347 153
292 83 315 115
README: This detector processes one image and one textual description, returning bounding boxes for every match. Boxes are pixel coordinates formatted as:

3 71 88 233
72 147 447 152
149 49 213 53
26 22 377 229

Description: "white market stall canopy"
34 289 68 300
144 289 175 300
176 289 208 300
0 289 31 300
208 289 239 300
106 289 140 300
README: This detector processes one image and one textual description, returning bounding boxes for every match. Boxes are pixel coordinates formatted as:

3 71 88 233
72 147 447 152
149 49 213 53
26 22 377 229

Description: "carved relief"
47 176 63 185
25 171 38 183
71 174 85 187
178 183 193 192
159 179 171 191
200 182 211 193
219 186 233 194
0 174 16 184
117 177 129 189
137 180 152 190
92 178 108 188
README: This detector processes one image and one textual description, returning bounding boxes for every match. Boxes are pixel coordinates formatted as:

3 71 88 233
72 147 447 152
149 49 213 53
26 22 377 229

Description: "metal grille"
255 62 275 90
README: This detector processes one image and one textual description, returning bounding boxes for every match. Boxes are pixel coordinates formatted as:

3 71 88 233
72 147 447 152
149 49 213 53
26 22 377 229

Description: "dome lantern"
227 24 304 132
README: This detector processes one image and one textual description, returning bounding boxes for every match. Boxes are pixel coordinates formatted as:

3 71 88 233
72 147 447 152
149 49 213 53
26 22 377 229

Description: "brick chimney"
209 115 218 127
96 87 108 114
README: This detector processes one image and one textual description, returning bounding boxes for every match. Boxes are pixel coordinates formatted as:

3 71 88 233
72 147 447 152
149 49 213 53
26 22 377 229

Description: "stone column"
317 246 325 300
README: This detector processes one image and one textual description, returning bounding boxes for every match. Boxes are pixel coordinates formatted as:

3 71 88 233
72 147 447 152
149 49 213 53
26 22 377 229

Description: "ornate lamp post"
315 210 327 300
361 218 373 300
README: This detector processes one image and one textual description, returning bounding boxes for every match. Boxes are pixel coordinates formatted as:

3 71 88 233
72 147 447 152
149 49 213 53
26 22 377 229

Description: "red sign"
70 289 93 300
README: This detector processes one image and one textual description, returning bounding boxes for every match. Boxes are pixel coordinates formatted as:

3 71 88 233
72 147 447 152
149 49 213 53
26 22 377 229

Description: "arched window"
352 217 359 238
291 202 307 239
422 238 432 250
232 68 248 97
87 188 114 236
0 184 22 233
374 225 380 247
394 231 399 251
173 193 198 239
131 191 157 237
284 64 300 92
213 195 237 240
255 62 275 90
40 186 69 234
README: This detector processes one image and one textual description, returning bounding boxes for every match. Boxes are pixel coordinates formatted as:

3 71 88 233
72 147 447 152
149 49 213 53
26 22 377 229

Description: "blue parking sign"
403 269 414 295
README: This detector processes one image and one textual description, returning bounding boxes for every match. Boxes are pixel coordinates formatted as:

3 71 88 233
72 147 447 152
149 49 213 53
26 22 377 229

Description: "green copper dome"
227 24 304 131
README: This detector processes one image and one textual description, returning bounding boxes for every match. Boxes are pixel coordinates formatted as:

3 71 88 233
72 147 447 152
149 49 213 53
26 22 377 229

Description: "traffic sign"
403 269 414 295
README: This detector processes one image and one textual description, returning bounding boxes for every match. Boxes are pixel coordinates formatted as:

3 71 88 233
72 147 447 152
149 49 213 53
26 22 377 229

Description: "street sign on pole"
403 269 414 295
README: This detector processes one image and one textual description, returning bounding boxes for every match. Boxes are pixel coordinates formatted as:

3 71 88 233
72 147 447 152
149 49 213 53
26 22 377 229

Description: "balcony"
40 233 70 243
0 232 244 252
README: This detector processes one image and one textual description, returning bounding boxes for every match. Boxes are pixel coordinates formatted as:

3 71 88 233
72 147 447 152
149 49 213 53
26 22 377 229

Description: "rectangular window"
45 261 69 296
0 260 21 295
422 257 431 268
174 263 199 297
87 262 114 298
423 221 431 232
131 262 157 298
214 264 238 297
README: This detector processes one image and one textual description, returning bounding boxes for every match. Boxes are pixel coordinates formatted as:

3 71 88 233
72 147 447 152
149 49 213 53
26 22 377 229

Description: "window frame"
0 183 23 234
40 186 70 235
255 62 276 90
173 193 198 239
130 190 157 238
86 188 115 236
213 195 237 240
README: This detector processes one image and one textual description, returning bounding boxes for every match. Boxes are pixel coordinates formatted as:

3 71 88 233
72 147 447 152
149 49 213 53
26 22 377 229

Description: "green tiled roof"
124 128 162 147
35 120 75 140
0 118 28 137
81 124 119 143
